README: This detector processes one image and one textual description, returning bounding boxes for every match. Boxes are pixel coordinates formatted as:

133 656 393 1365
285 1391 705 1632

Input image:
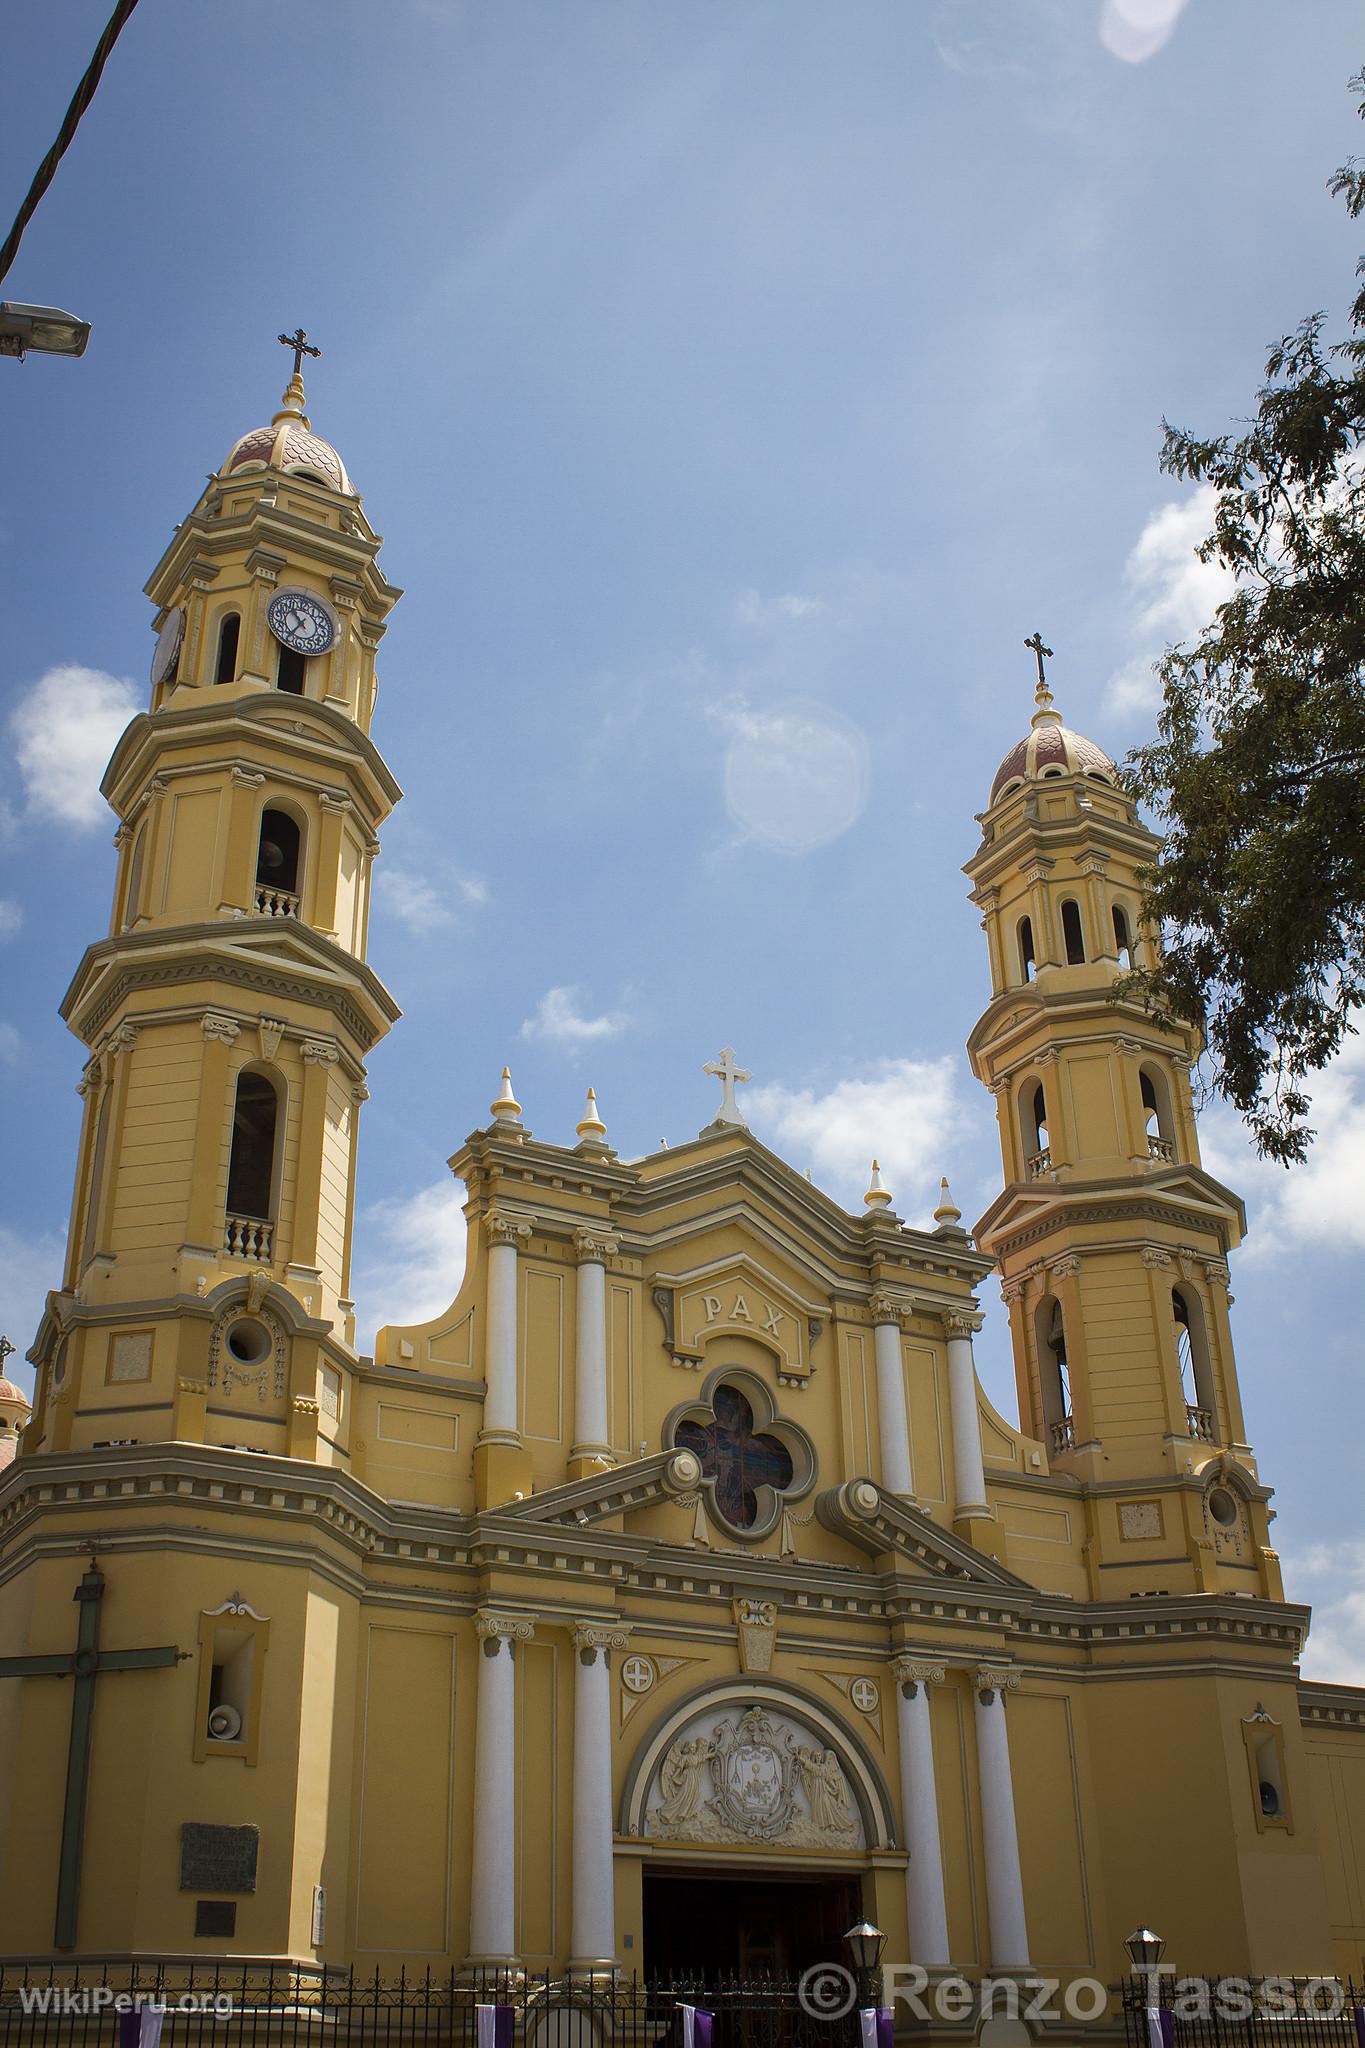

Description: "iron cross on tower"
1024 630 1054 691
0 1557 185 1948
278 326 321 378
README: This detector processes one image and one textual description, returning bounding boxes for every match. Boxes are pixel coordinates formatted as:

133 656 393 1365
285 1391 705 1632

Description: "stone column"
570 1622 629 1972
467 1611 534 1966
870 1294 913 1496
943 1313 989 1522
572 1229 619 1471
482 1211 531 1437
892 1659 950 1967
973 1667 1029 1967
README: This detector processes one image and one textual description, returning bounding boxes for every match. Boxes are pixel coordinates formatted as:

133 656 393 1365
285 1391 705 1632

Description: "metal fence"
0 1963 859 2048
1120 1979 1365 2048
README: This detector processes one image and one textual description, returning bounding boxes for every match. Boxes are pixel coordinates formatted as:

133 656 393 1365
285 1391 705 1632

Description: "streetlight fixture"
844 1921 887 2007
1124 1928 1166 1973
0 302 91 359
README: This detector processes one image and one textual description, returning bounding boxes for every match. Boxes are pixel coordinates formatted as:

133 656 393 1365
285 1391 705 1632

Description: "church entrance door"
643 1867 862 1981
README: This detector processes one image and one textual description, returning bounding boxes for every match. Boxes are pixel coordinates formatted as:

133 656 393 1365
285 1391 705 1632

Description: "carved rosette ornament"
975 1665 1021 1704
892 1657 945 1698
476 1610 535 1660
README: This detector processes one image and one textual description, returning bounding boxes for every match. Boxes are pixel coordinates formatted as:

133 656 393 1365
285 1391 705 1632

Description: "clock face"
150 606 184 685
267 589 337 657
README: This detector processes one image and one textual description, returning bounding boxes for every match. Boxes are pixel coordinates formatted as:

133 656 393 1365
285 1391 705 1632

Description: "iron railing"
0 1963 861 2048
1120 1978 1365 2048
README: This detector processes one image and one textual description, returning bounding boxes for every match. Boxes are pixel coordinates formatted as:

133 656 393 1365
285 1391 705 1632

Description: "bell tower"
26 340 402 1460
964 652 1282 1599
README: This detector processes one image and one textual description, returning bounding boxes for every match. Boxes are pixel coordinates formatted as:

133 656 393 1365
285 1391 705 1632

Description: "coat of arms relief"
645 1705 863 1850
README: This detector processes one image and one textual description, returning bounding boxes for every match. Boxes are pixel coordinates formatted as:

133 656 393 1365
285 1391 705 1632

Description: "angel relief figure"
655 1733 717 1827
794 1746 857 1837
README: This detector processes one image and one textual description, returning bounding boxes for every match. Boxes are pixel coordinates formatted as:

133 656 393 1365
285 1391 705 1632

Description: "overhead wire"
0 0 143 291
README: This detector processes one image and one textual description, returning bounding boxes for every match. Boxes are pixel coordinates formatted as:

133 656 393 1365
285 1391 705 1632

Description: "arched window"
1061 898 1086 965
255 809 302 915
1018 915 1036 983
1173 1287 1216 1439
226 1071 280 1225
1035 1294 1072 1450
1112 903 1134 969
1023 1080 1051 1174
276 645 307 695
1140 1066 1174 1160
215 613 241 685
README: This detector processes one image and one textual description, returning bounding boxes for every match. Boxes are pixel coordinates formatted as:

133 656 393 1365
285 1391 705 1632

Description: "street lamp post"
844 1921 887 2011
0 303 91 359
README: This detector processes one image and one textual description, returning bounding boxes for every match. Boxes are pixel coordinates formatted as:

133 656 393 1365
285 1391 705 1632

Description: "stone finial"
933 1175 962 1226
576 1087 607 1146
490 1066 522 1126
863 1159 892 1210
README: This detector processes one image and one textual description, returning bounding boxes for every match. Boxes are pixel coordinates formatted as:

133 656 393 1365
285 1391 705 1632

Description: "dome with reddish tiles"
990 683 1118 802
220 370 353 494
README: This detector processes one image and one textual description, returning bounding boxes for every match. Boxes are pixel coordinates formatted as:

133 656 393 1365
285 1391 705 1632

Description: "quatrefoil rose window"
669 1373 815 1538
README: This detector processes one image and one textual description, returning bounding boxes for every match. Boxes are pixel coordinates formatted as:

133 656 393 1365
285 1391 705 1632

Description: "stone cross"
0 1558 185 1948
703 1046 751 1126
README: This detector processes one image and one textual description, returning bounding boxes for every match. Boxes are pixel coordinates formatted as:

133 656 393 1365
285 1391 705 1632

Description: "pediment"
652 1250 826 1387
977 1162 1246 1255
815 1480 1031 1590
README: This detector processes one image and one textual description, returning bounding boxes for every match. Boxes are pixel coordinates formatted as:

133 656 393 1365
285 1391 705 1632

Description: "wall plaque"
180 1822 259 1893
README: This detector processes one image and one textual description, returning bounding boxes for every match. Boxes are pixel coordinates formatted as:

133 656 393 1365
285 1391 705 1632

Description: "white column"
945 1313 989 1520
467 1611 533 1964
893 1659 951 1968
870 1295 913 1496
973 1668 1030 1967
482 1212 529 1437
572 1230 618 1462
570 1623 626 1971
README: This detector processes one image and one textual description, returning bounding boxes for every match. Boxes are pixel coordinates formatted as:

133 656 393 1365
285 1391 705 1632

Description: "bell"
259 839 284 872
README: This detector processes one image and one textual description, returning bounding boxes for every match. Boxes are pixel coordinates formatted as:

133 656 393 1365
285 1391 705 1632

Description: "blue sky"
2 0 1362 1678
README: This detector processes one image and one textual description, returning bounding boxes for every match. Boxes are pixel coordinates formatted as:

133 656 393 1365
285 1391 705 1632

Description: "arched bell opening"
1173 1286 1217 1442
254 807 303 917
1034 1293 1072 1454
224 1067 283 1262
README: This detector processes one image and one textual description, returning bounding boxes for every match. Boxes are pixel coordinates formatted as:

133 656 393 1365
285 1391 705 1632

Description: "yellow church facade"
2 366 1364 1995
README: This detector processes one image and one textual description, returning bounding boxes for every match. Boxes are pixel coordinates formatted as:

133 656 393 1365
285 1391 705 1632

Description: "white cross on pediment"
703 1046 751 1126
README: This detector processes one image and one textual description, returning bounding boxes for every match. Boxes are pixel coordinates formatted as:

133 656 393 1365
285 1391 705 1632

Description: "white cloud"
1104 485 1235 720
0 901 21 942
710 697 869 854
520 985 625 1047
731 589 826 629
375 867 488 933
1099 0 1189 64
0 1220 67 1393
1199 1034 1365 1254
746 1056 971 1217
353 1177 469 1344
9 666 139 829
1282 1540 1365 1686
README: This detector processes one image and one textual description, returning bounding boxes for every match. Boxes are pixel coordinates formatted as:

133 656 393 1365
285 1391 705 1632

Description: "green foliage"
1125 71 1365 1163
